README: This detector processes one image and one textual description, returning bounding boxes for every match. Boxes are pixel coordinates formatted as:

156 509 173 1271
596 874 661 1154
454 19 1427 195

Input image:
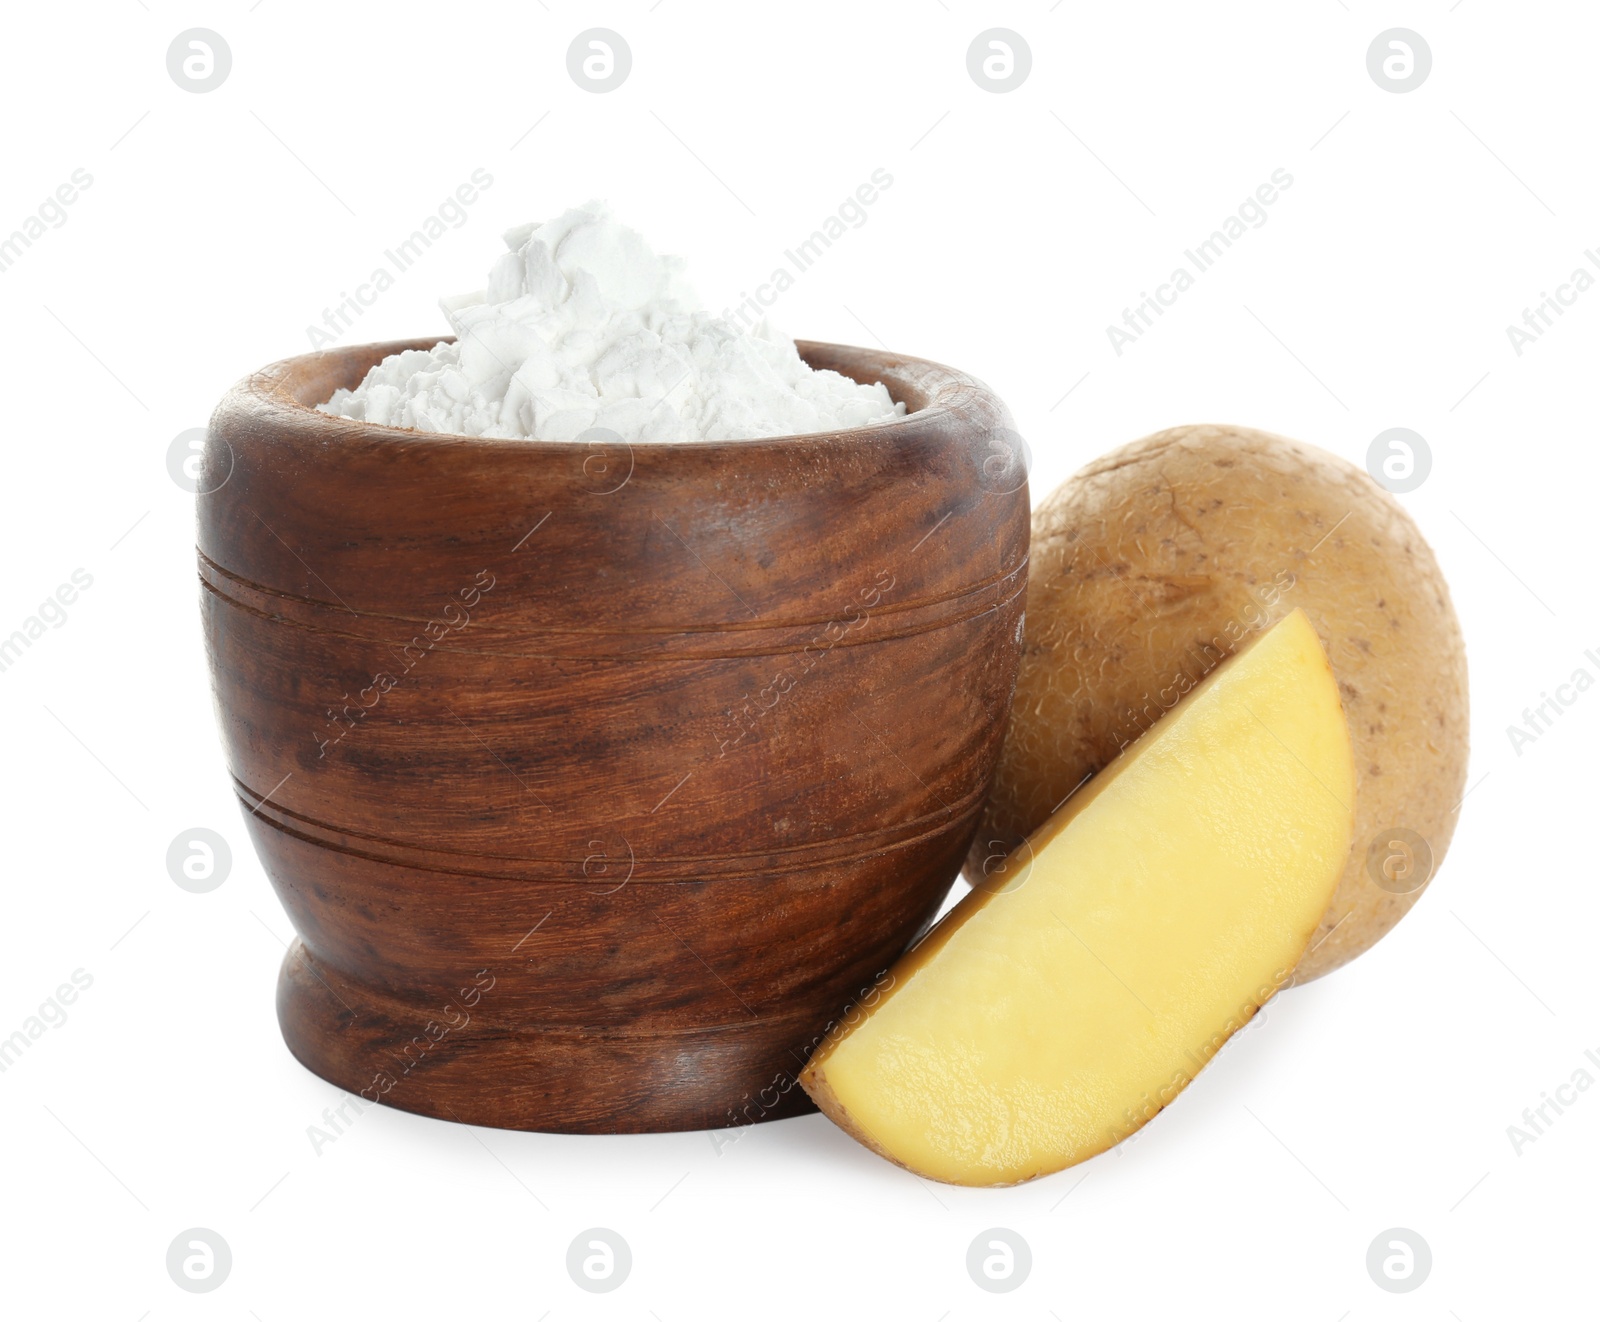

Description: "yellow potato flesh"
801 609 1355 1186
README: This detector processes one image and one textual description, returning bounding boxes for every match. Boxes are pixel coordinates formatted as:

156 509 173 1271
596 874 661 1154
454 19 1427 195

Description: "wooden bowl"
200 338 1029 1133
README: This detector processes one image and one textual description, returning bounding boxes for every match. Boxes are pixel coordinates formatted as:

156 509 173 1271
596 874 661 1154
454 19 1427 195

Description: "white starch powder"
317 202 904 443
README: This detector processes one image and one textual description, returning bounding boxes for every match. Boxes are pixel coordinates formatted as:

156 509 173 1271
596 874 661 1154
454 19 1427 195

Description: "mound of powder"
317 202 905 442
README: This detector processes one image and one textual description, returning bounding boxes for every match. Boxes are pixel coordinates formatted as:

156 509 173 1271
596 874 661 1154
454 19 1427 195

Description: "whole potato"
971 424 1469 979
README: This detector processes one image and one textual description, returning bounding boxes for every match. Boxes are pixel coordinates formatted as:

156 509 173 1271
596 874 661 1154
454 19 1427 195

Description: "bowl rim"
228 336 999 455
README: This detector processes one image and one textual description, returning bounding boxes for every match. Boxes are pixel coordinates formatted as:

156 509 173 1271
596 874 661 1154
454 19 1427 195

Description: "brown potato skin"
968 424 1469 979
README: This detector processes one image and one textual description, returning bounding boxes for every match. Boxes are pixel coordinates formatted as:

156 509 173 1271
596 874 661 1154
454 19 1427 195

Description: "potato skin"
970 424 1469 979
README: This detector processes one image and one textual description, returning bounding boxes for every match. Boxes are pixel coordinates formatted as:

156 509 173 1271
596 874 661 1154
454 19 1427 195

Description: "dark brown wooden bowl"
200 337 1028 1133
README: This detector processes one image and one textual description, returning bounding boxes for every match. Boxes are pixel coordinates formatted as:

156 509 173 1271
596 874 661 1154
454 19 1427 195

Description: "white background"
1 1 1595 1317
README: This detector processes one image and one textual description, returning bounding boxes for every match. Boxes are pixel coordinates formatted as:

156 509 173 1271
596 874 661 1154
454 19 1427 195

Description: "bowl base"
275 941 822 1134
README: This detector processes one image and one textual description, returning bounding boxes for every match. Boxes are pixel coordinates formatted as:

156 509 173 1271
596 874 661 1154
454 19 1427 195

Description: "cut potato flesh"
800 609 1355 1186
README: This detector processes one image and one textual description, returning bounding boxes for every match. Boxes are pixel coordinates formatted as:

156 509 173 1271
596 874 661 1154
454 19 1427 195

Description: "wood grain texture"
201 337 1029 1133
